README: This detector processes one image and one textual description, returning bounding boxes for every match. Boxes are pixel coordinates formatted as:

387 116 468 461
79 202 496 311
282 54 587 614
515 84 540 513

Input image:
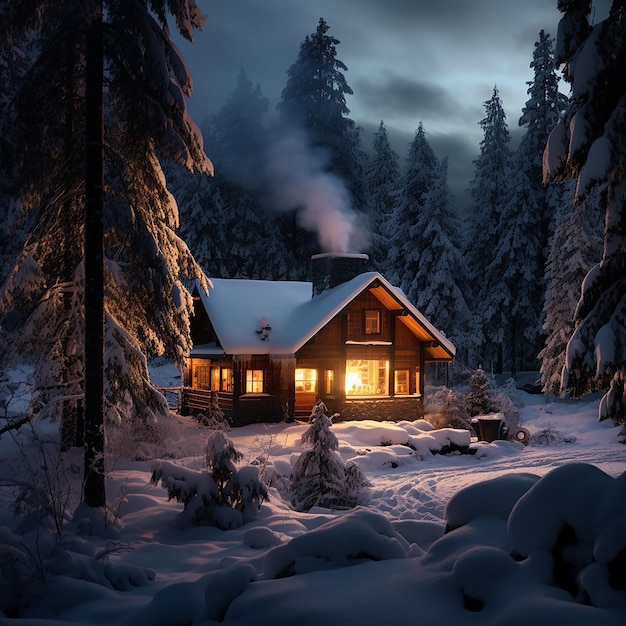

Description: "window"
195 364 209 389
221 368 233 392
245 369 264 393
295 368 317 393
324 369 335 395
210 367 233 392
364 310 381 334
211 367 220 391
345 359 389 396
394 370 409 395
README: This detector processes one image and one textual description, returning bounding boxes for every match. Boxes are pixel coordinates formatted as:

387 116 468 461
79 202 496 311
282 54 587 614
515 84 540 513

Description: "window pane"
364 310 380 334
324 369 335 395
295 368 317 393
395 370 409 395
246 369 264 393
345 359 388 396
221 368 232 392
211 367 220 391
197 365 209 390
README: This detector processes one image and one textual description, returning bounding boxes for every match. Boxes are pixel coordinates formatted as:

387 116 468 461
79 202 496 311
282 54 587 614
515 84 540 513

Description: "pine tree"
0 1 212 508
540 183 604 393
407 157 474 365
277 18 367 213
514 31 569 375
290 402 368 512
483 162 541 377
366 121 400 274
389 122 439 292
466 86 512 372
544 1 626 424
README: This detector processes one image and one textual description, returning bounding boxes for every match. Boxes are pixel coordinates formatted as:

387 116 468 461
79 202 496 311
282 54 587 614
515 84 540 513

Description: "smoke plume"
264 129 365 253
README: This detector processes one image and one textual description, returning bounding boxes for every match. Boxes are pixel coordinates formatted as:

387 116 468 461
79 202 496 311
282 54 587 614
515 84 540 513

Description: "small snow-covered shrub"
529 428 577 446
289 402 369 512
150 430 268 529
426 387 473 432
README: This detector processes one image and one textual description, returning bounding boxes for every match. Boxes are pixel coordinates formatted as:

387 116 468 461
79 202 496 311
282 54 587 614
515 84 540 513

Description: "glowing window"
324 369 335 395
245 369 264 393
195 364 209 390
345 359 389 396
221 368 233 392
364 310 381 334
211 367 220 391
295 368 317 393
395 370 409 395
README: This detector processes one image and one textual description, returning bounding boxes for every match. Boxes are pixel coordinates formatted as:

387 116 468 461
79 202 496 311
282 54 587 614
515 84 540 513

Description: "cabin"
182 253 455 425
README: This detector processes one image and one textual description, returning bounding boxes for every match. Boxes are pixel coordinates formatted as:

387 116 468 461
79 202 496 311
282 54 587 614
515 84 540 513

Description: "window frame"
363 309 381 335
245 369 264 394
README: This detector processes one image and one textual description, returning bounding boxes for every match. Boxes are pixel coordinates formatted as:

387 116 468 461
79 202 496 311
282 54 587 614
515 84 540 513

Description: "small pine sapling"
197 391 231 430
151 431 268 529
465 367 498 417
289 401 368 512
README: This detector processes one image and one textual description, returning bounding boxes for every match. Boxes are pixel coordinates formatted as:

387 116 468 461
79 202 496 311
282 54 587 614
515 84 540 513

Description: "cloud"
353 74 457 121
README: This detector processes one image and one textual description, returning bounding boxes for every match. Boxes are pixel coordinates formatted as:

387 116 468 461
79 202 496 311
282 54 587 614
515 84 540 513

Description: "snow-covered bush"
425 387 473 432
150 430 268 529
529 428 577 446
289 402 369 512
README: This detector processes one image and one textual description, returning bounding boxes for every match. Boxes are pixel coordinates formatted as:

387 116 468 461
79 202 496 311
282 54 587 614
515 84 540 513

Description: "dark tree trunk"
83 4 106 508
61 32 84 452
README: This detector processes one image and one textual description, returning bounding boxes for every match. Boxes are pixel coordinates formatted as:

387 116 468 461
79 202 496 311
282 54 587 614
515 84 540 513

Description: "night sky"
177 0 611 212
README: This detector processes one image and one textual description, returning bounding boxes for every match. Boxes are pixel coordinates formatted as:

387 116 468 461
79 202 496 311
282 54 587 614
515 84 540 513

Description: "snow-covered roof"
192 273 455 359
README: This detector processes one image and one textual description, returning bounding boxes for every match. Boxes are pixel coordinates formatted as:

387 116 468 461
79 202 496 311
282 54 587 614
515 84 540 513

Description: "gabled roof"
192 273 455 360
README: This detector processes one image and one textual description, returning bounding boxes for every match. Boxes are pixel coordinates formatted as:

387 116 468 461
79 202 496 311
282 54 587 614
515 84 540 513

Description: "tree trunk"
61 31 84 452
83 4 106 508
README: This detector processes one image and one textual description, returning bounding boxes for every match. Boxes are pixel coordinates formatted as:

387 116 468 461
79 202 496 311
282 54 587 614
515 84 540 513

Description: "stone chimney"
311 253 370 295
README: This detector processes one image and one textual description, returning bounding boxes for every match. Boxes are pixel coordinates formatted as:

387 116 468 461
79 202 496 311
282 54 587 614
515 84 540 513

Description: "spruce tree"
0 0 211 508
544 0 626 424
389 122 439 293
466 86 512 372
408 157 474 366
540 183 604 393
366 120 400 274
277 18 367 213
290 402 368 512
483 162 541 377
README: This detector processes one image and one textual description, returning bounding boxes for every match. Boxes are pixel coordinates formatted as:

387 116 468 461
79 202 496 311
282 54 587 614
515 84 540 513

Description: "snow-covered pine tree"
482 159 542 378
389 122 439 296
0 1 212 506
513 31 570 375
466 86 513 372
540 183 604 393
465 367 498 417
277 18 367 220
544 0 626 424
406 157 474 368
290 402 368 512
366 120 400 276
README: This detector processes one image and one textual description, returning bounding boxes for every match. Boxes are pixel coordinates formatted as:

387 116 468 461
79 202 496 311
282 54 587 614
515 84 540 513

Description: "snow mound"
261 508 409 579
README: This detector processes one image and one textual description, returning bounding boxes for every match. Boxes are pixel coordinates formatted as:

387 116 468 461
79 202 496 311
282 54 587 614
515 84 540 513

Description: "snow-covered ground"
1 376 625 625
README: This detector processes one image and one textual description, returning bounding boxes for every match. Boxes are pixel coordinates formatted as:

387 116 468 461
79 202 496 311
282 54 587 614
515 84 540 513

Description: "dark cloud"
176 1 612 212
353 73 457 121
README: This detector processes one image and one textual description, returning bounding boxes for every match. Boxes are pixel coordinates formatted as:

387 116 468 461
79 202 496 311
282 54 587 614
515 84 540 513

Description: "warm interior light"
346 371 362 390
